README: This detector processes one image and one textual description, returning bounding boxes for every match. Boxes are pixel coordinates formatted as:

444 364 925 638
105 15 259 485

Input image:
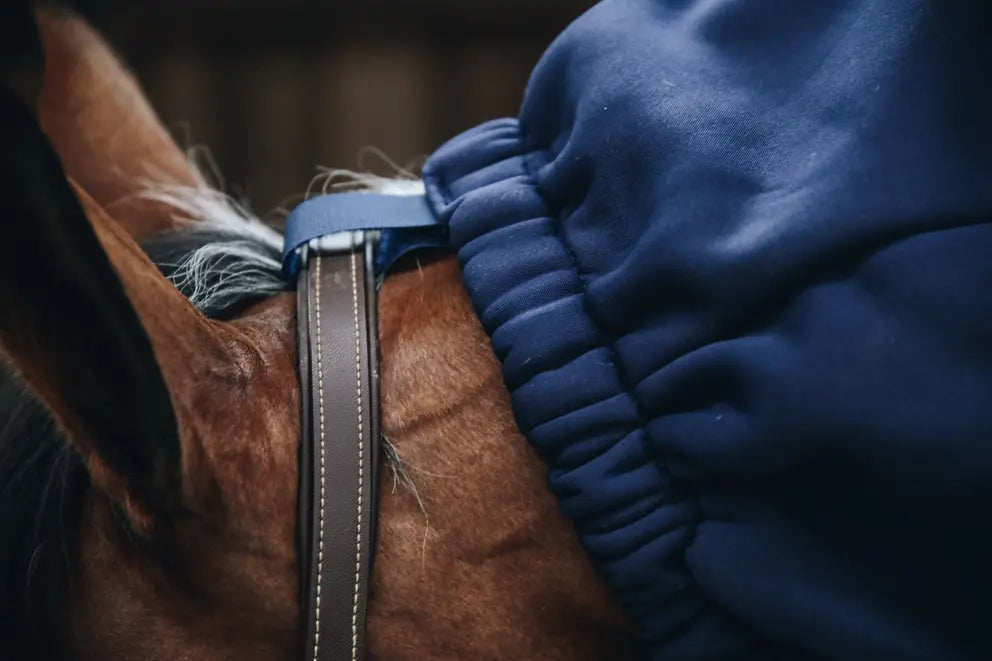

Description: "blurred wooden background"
84 0 595 214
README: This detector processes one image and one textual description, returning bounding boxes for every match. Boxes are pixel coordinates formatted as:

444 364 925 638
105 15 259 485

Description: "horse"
0 10 635 660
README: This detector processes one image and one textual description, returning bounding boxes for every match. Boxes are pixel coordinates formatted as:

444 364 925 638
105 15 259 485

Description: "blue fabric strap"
282 192 444 277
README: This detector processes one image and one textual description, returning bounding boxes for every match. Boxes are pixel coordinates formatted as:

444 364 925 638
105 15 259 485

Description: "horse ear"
0 89 233 529
36 7 202 241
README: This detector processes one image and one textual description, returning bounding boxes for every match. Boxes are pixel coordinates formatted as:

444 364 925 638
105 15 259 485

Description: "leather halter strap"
296 233 381 661
289 192 442 661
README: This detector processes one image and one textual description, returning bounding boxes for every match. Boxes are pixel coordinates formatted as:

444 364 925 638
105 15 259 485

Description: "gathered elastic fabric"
422 2 992 659
425 119 749 657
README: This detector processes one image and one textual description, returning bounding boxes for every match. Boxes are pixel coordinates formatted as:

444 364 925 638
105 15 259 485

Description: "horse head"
0 10 632 659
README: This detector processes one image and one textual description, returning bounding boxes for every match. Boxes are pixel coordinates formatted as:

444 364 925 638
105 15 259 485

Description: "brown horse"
0 10 634 660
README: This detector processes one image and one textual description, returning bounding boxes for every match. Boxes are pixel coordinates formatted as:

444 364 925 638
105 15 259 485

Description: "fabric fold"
424 2 992 658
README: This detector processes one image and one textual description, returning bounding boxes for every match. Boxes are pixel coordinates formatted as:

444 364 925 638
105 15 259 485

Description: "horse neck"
67 254 630 660
369 254 631 659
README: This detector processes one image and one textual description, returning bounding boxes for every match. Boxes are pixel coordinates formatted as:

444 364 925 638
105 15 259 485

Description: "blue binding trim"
282 193 444 278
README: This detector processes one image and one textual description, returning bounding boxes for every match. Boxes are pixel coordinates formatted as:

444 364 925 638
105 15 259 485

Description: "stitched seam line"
349 249 364 661
313 257 327 661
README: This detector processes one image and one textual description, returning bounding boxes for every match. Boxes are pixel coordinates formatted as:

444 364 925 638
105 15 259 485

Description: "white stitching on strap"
349 249 364 661
313 257 327 661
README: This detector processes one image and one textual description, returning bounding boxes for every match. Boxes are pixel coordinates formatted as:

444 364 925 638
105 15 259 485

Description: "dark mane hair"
0 226 288 660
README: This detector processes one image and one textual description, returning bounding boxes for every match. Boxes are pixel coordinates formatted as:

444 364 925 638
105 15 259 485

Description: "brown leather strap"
297 233 380 661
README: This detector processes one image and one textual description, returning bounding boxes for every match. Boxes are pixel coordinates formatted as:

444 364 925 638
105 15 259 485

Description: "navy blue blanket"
423 1 992 658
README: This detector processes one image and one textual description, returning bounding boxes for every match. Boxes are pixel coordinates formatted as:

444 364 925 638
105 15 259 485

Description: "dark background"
82 0 594 214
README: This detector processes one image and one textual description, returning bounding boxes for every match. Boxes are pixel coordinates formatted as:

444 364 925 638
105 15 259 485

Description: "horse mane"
138 186 290 318
0 189 290 660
